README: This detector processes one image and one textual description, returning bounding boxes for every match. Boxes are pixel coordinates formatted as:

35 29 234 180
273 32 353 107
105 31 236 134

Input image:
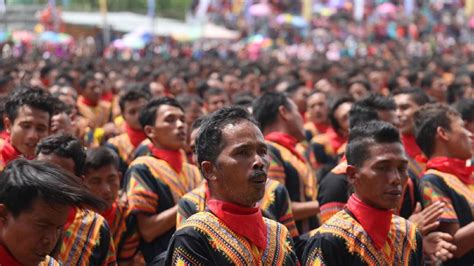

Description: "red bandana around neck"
2 140 23 164
101 202 117 228
326 127 347 153
149 144 183 173
313 122 330 134
426 157 474 185
401 134 422 159
207 199 267 250
79 96 98 107
64 207 78 229
346 194 393 250
265 132 306 162
125 123 146 148
0 244 22 266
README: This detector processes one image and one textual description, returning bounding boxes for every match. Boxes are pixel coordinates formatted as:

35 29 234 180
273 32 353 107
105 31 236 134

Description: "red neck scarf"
2 140 23 164
313 122 330 134
207 199 267 250
101 202 117 228
149 144 183 173
125 123 146 148
79 96 98 107
326 127 347 153
0 244 22 266
0 130 9 141
426 157 474 185
265 132 306 162
401 134 422 159
346 194 393 250
64 207 78 229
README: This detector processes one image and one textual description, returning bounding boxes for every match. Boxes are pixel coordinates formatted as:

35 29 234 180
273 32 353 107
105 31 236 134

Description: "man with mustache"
166 106 299 265
124 97 202 263
303 120 425 265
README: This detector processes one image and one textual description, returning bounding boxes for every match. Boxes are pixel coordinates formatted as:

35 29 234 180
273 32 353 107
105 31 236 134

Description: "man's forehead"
221 121 263 142
366 142 407 160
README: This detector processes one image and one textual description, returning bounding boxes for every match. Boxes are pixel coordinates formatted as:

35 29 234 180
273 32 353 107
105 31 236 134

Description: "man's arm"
137 205 178 243
291 201 319 220
440 222 474 258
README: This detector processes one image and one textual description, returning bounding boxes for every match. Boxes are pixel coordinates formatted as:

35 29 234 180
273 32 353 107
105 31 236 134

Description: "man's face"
334 102 352 135
291 87 309 114
394 94 419 135
348 142 409 210
6 106 50 157
285 99 306 142
123 98 147 130
149 82 166 98
0 199 69 266
429 78 447 103
146 105 187 150
209 121 269 207
84 164 120 210
184 102 203 129
206 94 229 114
349 83 369 101
82 80 102 102
445 116 473 160
307 92 328 124
223 75 240 96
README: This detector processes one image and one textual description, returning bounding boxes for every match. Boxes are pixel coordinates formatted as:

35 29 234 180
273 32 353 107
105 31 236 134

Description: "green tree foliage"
8 0 192 20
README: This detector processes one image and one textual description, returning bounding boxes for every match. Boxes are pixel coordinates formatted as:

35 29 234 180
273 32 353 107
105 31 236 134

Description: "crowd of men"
0 23 473 265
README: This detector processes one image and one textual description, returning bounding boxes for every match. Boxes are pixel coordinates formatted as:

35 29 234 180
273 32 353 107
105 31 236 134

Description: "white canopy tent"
61 11 239 40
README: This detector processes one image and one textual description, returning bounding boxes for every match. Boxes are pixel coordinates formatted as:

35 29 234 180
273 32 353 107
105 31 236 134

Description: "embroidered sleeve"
165 228 210 265
124 164 159 214
422 176 458 223
317 173 348 224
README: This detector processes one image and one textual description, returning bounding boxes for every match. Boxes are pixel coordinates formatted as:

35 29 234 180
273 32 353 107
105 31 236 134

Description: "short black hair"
329 96 354 133
5 87 55 123
196 106 258 166
78 72 95 89
0 159 104 217
414 103 461 158
285 81 305 96
349 103 379 129
346 120 401 167
85 147 119 174
118 88 149 113
203 87 227 102
36 134 86 176
176 93 203 110
393 88 431 106
139 97 184 128
454 99 474 123
357 93 396 111
252 92 292 131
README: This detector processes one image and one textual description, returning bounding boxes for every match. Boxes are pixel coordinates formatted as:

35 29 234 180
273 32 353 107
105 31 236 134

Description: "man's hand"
423 231 457 262
409 201 444 235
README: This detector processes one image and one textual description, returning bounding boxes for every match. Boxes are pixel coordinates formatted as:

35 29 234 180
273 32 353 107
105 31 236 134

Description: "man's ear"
3 117 11 133
144 125 154 139
436 126 449 142
278 105 290 121
346 165 358 186
200 161 216 181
